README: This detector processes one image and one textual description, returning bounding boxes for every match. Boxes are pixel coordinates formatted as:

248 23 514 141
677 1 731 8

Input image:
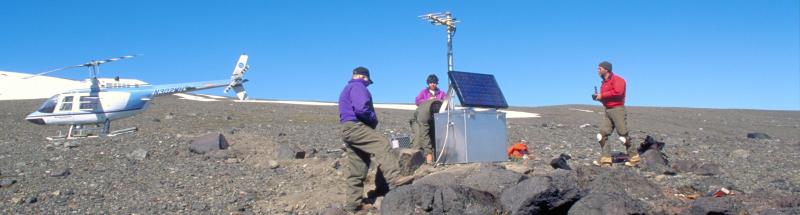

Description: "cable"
434 103 452 165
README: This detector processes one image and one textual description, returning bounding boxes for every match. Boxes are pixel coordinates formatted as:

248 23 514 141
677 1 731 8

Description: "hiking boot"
622 135 639 167
625 154 640 167
593 156 613 167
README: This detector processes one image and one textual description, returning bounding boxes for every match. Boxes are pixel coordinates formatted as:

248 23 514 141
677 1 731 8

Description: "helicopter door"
56 96 75 112
78 95 105 121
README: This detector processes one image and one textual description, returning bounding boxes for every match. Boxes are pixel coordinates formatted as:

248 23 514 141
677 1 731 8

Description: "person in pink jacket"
412 74 445 163
415 74 447 105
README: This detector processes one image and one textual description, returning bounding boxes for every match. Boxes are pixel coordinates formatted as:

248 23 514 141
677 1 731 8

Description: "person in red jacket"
592 61 639 167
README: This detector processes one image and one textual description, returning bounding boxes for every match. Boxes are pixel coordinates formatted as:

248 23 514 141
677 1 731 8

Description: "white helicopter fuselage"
26 90 151 125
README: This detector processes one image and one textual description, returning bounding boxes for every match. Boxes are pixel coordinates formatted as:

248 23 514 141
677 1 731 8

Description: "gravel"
0 97 798 214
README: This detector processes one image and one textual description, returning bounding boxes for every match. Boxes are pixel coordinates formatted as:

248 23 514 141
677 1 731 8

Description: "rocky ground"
0 96 798 214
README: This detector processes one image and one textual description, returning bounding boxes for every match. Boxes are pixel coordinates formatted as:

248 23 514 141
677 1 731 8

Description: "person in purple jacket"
415 74 447 105
338 66 414 212
412 74 445 164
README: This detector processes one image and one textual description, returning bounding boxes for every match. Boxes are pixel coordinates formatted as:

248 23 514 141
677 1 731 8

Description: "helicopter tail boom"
148 54 250 99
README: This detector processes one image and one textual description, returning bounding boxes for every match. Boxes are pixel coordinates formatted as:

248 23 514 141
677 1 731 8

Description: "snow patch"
569 108 595 113
174 93 218 102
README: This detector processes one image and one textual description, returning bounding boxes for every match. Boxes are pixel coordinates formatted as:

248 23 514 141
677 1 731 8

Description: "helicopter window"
59 96 74 111
60 103 72 111
79 97 98 111
37 96 58 113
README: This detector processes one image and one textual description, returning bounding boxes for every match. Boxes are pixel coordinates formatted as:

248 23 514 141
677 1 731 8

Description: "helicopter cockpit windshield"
37 96 58 113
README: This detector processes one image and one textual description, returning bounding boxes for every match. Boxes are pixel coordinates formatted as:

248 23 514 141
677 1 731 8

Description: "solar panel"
448 71 508 109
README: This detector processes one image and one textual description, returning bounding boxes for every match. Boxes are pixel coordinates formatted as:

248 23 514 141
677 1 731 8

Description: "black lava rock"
500 170 583 215
747 132 771 140
639 149 675 175
689 197 742 215
638 135 665 154
189 133 229 154
381 184 501 215
569 166 664 214
550 153 573 170
274 140 306 160
463 166 527 196
568 192 646 215
50 168 71 177
0 178 17 187
25 195 38 204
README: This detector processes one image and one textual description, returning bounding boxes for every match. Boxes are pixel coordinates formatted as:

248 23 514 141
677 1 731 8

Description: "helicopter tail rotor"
224 54 249 100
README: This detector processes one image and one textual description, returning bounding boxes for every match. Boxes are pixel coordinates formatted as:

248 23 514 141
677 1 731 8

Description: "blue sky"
1 1 798 110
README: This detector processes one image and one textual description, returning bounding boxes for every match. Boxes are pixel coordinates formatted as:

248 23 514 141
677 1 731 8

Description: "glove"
591 94 598 101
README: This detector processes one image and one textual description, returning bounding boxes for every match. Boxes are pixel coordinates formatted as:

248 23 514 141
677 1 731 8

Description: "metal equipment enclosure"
433 71 509 164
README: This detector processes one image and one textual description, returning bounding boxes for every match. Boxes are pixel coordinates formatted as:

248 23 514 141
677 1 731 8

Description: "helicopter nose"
26 117 45 125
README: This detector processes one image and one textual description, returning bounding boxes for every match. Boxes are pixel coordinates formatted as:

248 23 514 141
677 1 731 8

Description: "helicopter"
24 54 250 140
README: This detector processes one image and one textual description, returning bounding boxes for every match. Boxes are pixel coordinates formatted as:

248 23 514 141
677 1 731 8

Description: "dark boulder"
500 170 583 214
574 166 665 213
414 164 512 192
576 166 663 199
415 164 524 196
273 140 306 159
462 165 527 196
381 184 501 215
633 135 676 174
637 135 665 154
550 153 573 170
639 149 675 175
689 197 742 215
568 192 647 215
189 133 229 154
747 132 771 140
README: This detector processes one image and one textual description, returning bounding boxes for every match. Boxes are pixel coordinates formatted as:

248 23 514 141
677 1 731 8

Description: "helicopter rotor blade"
23 64 85 79
93 54 140 65
22 54 140 79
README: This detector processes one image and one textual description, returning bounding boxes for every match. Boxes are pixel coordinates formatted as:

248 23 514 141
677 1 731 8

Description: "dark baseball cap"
352 66 373 84
427 74 439 84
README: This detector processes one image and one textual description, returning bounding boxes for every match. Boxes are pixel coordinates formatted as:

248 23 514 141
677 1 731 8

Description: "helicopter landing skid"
46 124 138 141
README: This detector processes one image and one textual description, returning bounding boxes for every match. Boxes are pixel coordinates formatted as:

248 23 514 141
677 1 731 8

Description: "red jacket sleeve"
601 78 626 100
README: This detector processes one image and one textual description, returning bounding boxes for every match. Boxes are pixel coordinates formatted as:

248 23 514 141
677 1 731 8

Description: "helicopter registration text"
153 87 190 97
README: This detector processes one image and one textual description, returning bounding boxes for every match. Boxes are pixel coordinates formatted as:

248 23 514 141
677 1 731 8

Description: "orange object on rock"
508 141 529 159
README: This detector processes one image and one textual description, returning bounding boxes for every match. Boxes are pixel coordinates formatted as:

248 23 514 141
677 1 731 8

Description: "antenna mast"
420 11 459 112
420 12 459 72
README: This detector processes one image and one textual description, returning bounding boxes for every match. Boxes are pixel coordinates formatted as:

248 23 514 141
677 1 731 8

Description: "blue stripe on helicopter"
124 91 152 110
